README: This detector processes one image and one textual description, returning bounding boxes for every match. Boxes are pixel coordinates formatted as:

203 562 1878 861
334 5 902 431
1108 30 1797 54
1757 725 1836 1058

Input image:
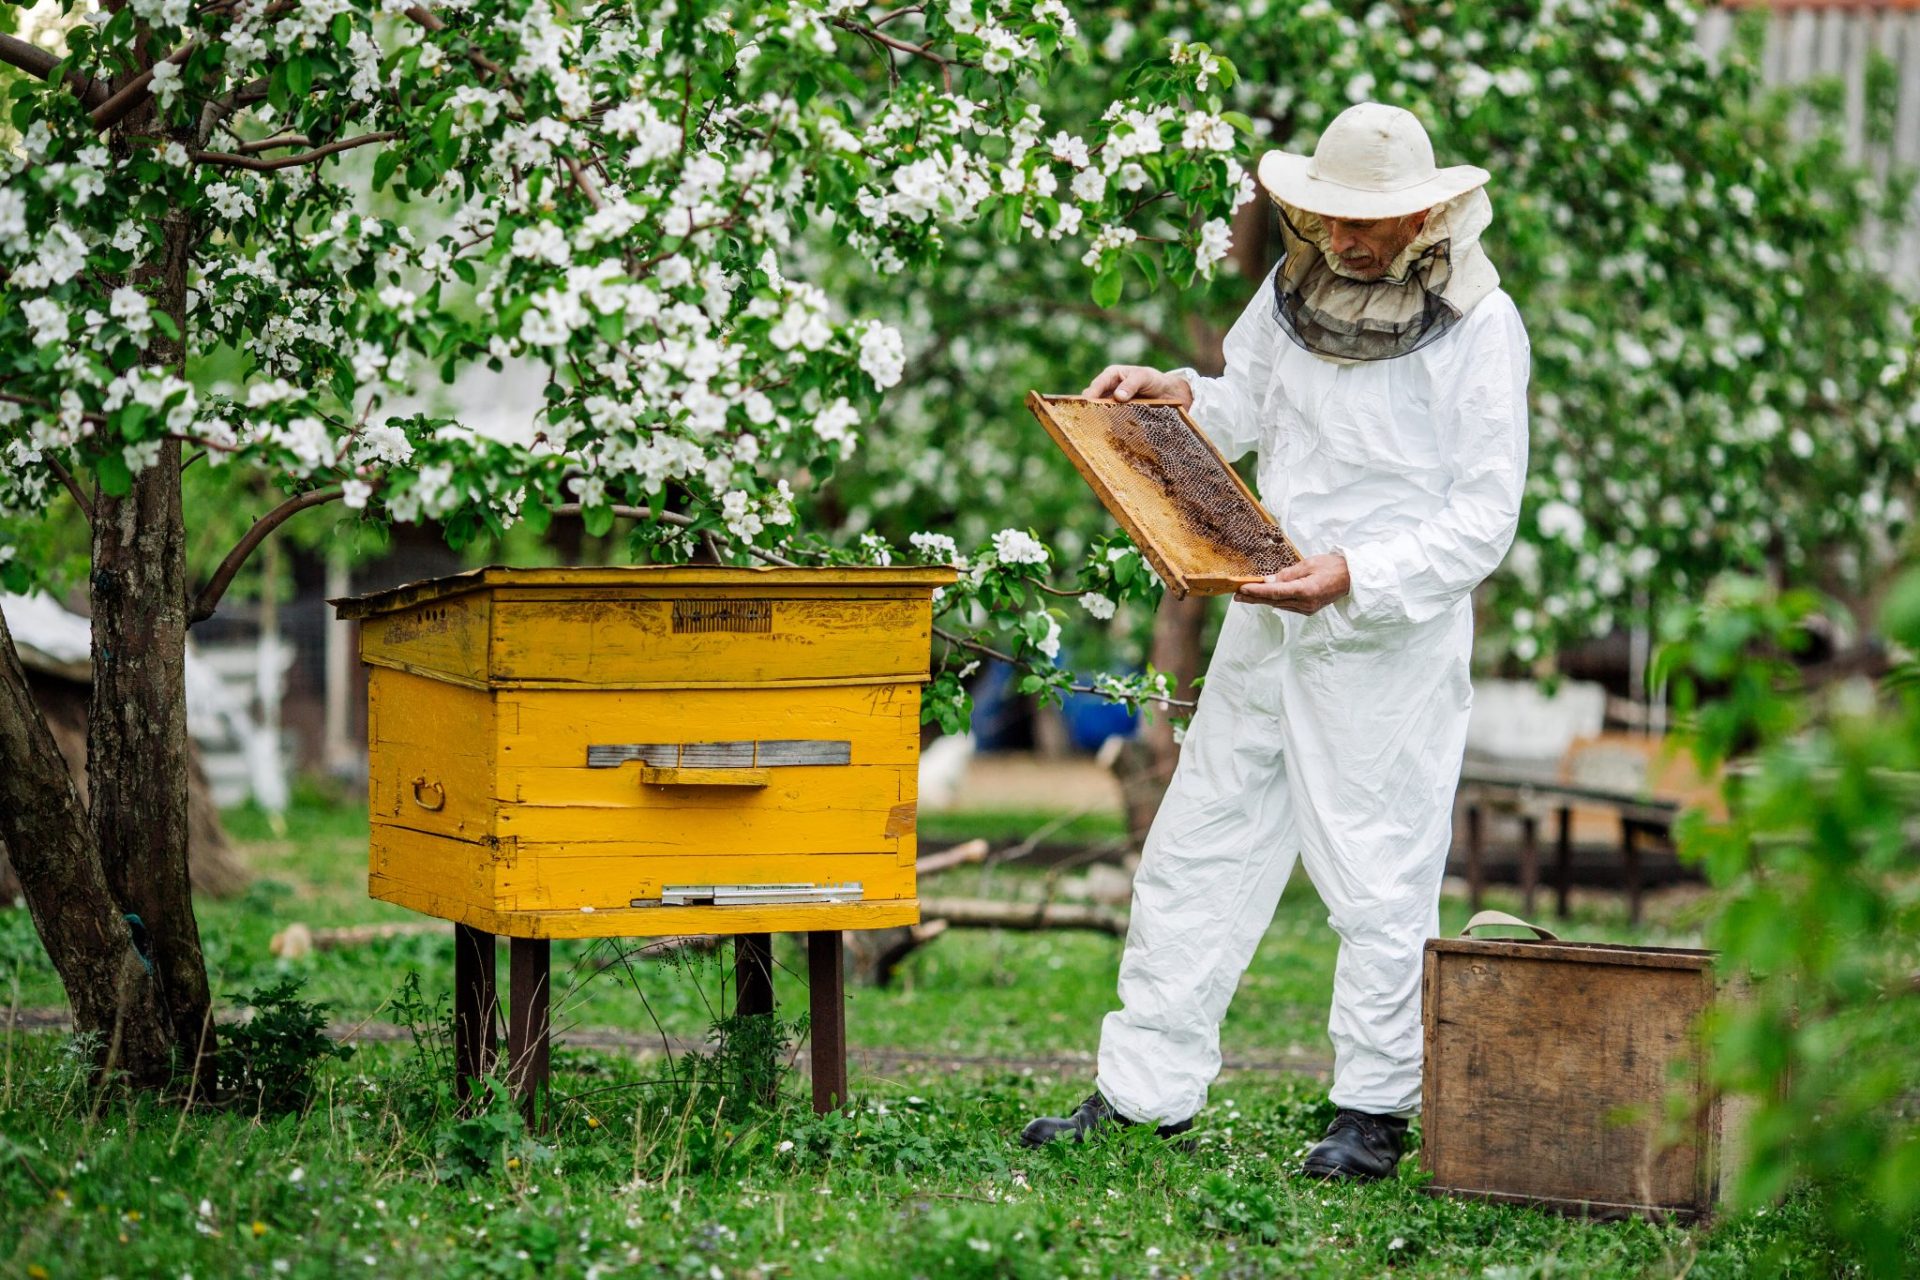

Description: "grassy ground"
0 795 1856 1278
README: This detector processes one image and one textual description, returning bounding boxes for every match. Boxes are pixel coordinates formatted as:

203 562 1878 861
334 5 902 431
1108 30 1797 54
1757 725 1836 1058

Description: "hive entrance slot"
672 599 773 633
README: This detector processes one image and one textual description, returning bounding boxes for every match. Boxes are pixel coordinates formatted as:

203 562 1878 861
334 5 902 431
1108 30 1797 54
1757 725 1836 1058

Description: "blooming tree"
833 0 1920 685
0 0 1250 1083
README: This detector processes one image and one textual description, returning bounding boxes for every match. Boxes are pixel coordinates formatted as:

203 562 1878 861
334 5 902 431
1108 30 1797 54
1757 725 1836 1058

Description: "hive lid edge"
332 564 960 619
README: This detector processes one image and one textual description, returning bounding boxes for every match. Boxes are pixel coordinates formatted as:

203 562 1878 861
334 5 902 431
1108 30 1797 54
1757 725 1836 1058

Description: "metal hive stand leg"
508 936 551 1129
735 933 777 1108
454 924 498 1108
808 930 848 1114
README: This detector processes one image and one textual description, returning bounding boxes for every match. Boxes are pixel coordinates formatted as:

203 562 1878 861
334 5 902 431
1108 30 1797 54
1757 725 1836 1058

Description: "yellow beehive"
333 565 956 939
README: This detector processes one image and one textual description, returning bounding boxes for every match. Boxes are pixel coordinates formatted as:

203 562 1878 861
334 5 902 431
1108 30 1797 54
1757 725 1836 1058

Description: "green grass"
0 795 1853 1278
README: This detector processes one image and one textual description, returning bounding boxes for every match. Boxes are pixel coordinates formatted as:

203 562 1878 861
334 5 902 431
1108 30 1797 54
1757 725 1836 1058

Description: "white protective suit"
1093 268 1531 1123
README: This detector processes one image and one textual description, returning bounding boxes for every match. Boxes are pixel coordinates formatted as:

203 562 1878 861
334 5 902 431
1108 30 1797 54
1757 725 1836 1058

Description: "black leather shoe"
1299 1108 1408 1181
1019 1091 1194 1148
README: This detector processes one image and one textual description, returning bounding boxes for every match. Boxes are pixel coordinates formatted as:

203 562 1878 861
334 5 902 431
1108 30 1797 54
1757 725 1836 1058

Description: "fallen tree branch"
918 896 1129 936
189 487 342 624
190 131 397 172
916 838 989 877
271 920 718 961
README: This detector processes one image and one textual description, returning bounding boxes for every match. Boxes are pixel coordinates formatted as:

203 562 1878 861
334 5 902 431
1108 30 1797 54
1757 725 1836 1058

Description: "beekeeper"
1022 104 1530 1181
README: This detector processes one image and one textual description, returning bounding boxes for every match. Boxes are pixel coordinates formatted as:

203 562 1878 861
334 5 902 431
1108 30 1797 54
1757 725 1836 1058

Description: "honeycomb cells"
1102 402 1299 575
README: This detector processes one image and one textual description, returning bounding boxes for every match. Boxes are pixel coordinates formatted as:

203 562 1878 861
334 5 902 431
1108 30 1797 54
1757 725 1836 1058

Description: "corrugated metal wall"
1700 1 1920 281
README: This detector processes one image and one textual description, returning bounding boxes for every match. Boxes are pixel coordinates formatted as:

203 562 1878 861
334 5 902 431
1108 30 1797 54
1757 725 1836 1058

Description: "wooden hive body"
1421 933 1725 1220
334 566 955 939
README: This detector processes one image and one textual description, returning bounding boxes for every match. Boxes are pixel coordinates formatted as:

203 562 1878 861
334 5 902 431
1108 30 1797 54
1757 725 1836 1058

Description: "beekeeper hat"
1257 103 1489 221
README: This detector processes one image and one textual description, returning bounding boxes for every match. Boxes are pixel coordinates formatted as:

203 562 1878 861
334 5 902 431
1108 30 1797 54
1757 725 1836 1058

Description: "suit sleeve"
1335 299 1532 627
1167 269 1280 463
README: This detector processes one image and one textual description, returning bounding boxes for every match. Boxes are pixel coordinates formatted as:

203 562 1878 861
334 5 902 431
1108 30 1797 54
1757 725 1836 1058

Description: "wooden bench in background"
1456 733 1721 925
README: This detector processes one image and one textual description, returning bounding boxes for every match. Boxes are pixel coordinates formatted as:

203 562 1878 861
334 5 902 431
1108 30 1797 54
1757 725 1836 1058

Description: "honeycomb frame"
1026 392 1301 598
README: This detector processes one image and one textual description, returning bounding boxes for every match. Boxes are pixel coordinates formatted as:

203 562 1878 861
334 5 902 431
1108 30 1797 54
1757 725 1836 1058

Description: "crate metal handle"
410 776 446 811
1460 910 1558 941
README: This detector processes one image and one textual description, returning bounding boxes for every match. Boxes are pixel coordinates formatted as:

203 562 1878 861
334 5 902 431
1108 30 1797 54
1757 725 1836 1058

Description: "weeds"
212 977 353 1114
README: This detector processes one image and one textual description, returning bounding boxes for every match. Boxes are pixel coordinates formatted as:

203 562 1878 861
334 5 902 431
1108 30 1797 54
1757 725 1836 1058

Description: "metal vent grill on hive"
1026 393 1300 597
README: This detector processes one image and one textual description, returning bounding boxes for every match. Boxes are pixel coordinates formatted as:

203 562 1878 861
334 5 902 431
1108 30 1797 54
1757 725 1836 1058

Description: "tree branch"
188 487 342 624
402 6 503 76
932 624 1195 710
0 33 109 108
89 41 199 131
189 131 398 172
233 132 309 154
41 452 91 523
0 390 108 430
547 502 801 568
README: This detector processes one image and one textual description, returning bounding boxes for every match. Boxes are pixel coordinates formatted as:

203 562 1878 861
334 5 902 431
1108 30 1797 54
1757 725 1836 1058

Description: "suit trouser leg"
1095 699 1300 1125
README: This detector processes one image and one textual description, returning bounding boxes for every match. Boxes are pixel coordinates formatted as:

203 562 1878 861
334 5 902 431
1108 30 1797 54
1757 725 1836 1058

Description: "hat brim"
1257 150 1490 220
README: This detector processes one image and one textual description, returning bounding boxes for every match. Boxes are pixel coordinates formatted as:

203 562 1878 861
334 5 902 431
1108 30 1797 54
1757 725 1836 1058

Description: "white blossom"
1196 218 1233 274
909 531 960 565
993 528 1048 565
1079 592 1116 620
857 323 906 389
206 182 256 220
23 298 70 347
109 286 154 339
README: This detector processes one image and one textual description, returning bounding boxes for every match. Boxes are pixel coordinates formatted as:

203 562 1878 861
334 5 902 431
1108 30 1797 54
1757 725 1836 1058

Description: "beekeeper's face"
1322 209 1431 280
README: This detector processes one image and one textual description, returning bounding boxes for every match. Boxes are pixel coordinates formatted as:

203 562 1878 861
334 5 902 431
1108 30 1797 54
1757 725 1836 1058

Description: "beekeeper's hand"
1235 554 1352 615
1081 365 1193 408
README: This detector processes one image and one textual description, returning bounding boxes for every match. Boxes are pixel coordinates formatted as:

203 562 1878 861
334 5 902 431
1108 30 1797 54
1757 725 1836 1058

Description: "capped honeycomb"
1027 393 1300 597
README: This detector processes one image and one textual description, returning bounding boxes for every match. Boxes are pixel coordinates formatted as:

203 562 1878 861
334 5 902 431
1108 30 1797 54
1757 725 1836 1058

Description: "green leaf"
1220 111 1254 135
520 501 552 537
1091 261 1123 309
583 505 614 538
1128 249 1160 293
331 12 353 45
998 195 1023 243
372 147 400 191
285 54 313 101
431 109 455 158
1882 567 1920 649
95 452 132 498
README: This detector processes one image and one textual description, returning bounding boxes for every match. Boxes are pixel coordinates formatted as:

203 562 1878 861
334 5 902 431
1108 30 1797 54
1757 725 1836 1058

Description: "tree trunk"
0 610 174 1084
1121 591 1211 845
1118 204 1271 843
87 86 214 1074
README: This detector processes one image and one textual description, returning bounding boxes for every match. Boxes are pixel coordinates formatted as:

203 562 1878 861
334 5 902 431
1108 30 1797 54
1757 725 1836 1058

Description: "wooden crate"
1421 912 1722 1220
333 565 955 940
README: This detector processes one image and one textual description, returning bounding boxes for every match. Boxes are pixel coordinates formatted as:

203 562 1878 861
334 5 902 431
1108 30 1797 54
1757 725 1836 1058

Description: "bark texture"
0 610 174 1082
86 84 214 1073
0 664 243 901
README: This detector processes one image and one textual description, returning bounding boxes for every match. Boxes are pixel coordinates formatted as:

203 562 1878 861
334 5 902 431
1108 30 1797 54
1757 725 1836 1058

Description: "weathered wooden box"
1422 915 1724 1220
333 565 955 940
